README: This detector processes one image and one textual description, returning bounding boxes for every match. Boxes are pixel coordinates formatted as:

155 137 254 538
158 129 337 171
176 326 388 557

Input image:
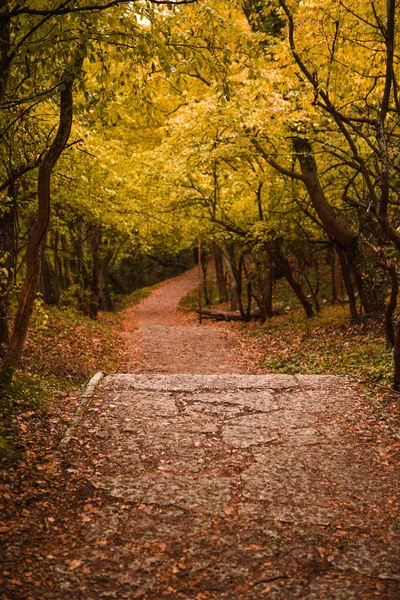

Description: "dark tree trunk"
345 244 385 316
327 247 343 304
60 234 71 289
72 221 90 313
279 257 314 318
89 225 102 320
53 231 64 290
393 318 400 391
201 250 210 306
384 264 398 348
222 246 239 311
0 0 10 104
213 243 228 302
293 137 357 247
268 242 314 318
40 249 60 305
0 48 84 387
260 269 273 322
336 246 359 321
304 258 320 313
0 184 16 356
235 256 250 321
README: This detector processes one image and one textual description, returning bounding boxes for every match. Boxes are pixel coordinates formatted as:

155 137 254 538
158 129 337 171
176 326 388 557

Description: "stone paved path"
73 372 398 599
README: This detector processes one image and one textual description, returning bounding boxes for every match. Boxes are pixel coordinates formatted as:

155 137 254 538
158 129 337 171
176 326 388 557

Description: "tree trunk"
345 245 385 316
89 225 102 320
213 242 228 302
293 137 357 247
336 246 359 321
200 250 210 306
60 234 71 289
260 269 273 322
40 249 60 305
328 247 343 303
53 231 63 290
268 241 313 318
0 0 10 104
393 318 400 391
222 248 238 311
0 48 84 387
279 256 314 318
0 184 16 356
384 264 398 348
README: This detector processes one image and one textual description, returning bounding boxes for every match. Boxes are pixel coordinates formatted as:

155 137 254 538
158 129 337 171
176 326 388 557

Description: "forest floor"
1 268 400 599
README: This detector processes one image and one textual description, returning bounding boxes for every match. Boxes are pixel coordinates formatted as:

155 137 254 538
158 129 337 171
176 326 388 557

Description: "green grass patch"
181 273 394 388
116 283 161 311
179 281 221 312
179 286 200 312
244 303 393 386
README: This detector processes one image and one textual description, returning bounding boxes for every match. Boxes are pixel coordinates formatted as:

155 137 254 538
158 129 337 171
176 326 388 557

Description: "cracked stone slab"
295 374 351 388
187 401 244 417
279 427 327 446
238 502 337 526
149 415 219 435
102 373 298 392
228 410 318 433
188 389 278 412
114 391 179 417
328 538 400 581
222 424 279 448
239 577 390 600
241 448 332 503
91 475 233 515
276 390 354 414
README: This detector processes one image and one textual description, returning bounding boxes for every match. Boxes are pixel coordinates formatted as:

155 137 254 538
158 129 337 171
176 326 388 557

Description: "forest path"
2 269 399 599
119 266 251 374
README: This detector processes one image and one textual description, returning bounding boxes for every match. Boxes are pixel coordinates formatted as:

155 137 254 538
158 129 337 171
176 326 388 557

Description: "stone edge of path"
102 373 349 391
59 371 104 450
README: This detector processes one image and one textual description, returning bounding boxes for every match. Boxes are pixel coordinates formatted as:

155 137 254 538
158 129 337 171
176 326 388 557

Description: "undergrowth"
115 283 160 311
0 283 162 458
180 275 395 389
243 304 392 386
0 302 125 459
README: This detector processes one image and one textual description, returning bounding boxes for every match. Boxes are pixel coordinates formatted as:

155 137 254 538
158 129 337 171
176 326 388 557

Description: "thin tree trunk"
0 184 16 356
89 225 103 320
0 0 10 104
393 318 400 391
336 246 359 321
201 250 210 306
0 48 84 387
213 242 228 302
222 248 238 311
384 264 398 348
332 248 343 302
60 234 71 289
260 269 273 322
279 256 314 318
40 249 60 305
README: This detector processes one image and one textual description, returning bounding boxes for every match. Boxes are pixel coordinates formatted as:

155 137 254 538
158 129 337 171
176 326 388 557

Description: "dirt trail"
121 267 250 373
1 270 399 600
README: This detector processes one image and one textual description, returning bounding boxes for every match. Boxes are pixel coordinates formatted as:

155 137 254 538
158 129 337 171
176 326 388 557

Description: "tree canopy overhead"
1 0 400 387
